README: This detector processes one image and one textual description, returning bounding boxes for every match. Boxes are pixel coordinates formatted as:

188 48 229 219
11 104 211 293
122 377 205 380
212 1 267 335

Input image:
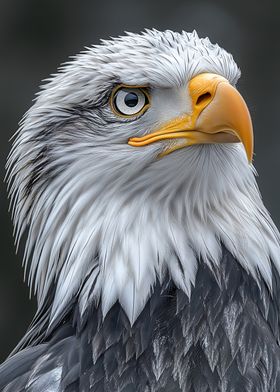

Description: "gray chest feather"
1 248 280 391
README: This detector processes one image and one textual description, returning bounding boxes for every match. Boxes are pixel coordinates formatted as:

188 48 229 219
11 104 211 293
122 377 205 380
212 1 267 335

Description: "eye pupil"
124 92 139 107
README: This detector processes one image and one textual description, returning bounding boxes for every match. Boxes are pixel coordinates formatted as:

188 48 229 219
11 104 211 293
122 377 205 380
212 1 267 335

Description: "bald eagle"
1 29 280 392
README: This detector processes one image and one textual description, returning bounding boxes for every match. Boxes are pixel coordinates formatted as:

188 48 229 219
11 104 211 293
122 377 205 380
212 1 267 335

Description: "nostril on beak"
196 92 212 106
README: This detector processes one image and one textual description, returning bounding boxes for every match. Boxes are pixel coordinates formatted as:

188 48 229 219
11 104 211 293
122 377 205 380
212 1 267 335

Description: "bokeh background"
0 0 279 361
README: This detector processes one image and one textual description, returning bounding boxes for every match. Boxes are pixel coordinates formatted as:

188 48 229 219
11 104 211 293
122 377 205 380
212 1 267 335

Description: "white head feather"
7 29 280 325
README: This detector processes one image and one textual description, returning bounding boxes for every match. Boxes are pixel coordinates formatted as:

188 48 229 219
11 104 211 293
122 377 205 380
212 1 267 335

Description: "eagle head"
7 29 280 327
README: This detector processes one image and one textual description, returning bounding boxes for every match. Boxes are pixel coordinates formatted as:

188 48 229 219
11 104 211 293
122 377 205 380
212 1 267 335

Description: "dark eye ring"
110 86 150 117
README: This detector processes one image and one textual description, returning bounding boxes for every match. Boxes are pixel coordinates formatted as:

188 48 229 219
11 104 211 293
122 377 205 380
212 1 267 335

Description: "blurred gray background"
0 0 279 361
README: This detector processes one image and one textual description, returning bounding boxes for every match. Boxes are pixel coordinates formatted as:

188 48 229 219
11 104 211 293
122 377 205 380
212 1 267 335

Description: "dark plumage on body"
2 249 280 391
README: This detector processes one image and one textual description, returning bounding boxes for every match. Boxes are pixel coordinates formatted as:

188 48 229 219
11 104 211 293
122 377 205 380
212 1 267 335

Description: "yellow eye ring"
110 85 150 118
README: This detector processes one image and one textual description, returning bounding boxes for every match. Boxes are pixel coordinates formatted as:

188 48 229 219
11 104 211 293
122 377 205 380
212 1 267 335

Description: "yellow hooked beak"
128 73 254 162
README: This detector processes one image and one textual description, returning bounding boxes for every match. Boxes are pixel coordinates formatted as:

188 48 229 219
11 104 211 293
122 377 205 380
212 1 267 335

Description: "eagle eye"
110 86 150 117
